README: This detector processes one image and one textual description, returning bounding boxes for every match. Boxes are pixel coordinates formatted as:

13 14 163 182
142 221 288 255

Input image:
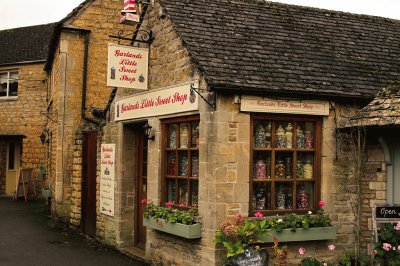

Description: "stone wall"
0 63 47 195
46 0 138 228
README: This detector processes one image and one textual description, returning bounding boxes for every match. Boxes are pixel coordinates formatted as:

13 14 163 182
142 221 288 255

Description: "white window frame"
0 69 18 99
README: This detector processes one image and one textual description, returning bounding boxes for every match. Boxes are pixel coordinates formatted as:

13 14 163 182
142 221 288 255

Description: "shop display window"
162 116 199 208
250 115 321 215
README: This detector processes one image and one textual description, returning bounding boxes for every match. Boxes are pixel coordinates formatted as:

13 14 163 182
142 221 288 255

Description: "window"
0 70 18 98
162 116 200 208
250 115 321 215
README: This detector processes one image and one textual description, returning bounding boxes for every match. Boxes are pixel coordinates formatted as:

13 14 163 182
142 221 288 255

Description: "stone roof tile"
161 0 400 99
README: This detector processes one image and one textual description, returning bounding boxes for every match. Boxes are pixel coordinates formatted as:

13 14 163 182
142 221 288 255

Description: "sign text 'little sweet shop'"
115 82 199 121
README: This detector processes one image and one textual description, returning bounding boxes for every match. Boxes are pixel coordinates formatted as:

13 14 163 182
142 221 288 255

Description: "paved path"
0 197 147 266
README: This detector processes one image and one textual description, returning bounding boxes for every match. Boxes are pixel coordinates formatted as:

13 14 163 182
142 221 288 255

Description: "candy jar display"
275 159 285 179
180 125 189 148
285 123 293 148
266 157 271 179
255 160 267 179
252 194 257 210
168 157 176 175
169 128 177 148
303 160 313 179
297 186 309 209
265 122 272 148
296 160 304 179
275 124 286 148
255 186 266 210
179 156 189 176
285 157 292 178
254 124 266 148
297 126 305 149
276 187 286 209
191 155 199 177
305 130 313 149
192 124 200 147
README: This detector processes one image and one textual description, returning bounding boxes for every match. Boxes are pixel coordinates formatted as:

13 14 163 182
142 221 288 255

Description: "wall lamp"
142 122 155 140
40 131 49 144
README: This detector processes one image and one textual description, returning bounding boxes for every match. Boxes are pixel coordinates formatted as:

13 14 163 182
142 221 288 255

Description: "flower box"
143 217 202 239
261 227 337 243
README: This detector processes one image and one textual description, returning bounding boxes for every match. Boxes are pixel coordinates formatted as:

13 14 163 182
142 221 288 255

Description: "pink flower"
328 244 335 251
323 263 327 266
373 249 378 255
319 200 326 207
179 203 184 207
140 198 148 205
254 212 263 218
165 201 173 208
298 247 305 255
398 245 400 251
395 222 400 231
383 243 392 251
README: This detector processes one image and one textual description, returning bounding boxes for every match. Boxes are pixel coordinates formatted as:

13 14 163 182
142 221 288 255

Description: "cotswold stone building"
0 24 55 195
44 0 400 265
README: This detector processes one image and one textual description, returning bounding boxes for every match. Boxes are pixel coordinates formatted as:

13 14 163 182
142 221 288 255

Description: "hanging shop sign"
115 82 199 121
100 144 116 216
107 44 149 90
240 96 329 116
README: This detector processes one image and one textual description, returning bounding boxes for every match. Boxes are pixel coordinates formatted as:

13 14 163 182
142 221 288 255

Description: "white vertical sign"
100 144 115 216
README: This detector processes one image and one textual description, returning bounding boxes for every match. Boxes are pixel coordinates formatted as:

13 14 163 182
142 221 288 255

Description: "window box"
143 217 202 239
261 226 336 243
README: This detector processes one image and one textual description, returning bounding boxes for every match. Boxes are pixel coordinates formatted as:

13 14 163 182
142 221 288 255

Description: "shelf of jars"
251 119 316 213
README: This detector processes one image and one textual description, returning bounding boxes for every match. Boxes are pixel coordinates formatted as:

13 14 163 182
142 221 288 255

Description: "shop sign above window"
115 82 199 121
240 96 329 116
107 44 149 90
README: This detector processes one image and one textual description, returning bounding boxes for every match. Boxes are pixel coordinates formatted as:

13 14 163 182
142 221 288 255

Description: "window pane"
166 179 177 203
9 72 18 96
179 123 190 148
275 152 293 179
253 151 271 179
0 73 7 97
178 151 189 176
167 152 176 176
297 152 314 180
254 120 272 148
275 182 293 210
178 180 188 205
253 182 271 210
190 180 198 207
167 124 178 148
296 182 314 209
275 122 293 148
191 152 199 177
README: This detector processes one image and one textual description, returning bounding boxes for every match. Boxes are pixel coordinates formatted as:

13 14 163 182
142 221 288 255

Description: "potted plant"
373 222 400 266
142 199 202 239
214 213 270 265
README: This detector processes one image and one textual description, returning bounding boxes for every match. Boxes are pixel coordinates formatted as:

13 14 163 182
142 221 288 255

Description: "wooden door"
6 141 20 195
82 132 97 237
135 130 147 249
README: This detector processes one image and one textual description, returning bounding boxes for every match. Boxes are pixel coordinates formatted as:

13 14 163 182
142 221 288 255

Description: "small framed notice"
100 144 116 216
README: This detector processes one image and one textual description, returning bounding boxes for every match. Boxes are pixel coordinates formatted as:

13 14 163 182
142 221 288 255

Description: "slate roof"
347 86 400 127
161 0 400 100
0 23 56 66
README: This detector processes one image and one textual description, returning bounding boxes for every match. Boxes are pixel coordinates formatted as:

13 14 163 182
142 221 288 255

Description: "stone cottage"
44 0 400 265
0 24 55 196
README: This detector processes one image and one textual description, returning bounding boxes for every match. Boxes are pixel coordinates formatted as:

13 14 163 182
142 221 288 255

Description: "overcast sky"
1 0 400 30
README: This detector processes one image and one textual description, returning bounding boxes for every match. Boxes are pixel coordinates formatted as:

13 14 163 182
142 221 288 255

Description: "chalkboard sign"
13 168 35 202
375 206 400 219
230 249 269 266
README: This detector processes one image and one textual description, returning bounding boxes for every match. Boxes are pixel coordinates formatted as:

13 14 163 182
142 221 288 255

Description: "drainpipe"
81 31 100 126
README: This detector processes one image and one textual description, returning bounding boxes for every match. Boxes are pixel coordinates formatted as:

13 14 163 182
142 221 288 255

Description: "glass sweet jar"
275 124 286 148
254 124 266 148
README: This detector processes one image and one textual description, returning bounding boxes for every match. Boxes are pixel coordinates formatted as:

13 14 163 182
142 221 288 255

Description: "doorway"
135 127 147 249
82 132 97 237
5 141 21 195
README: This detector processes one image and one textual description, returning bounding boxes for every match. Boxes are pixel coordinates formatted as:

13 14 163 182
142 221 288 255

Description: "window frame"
250 113 322 216
161 115 200 208
0 69 18 99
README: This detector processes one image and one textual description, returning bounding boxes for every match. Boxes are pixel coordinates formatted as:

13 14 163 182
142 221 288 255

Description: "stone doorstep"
120 246 147 263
